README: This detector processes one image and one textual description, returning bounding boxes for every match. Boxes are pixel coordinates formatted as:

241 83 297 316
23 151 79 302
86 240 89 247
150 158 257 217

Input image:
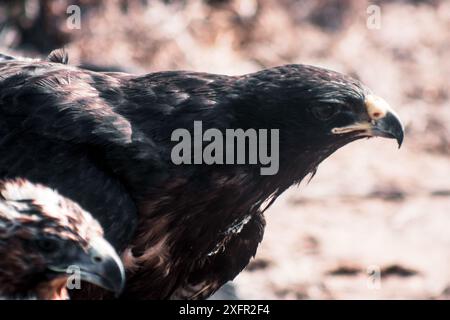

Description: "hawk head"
0 179 125 299
241 64 403 146
236 64 404 181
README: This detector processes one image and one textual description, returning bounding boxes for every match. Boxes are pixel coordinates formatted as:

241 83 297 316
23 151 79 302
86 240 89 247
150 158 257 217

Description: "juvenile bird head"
0 179 125 300
242 64 403 146
233 65 403 182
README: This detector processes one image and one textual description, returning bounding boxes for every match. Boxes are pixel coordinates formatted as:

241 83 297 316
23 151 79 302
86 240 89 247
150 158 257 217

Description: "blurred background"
0 0 449 299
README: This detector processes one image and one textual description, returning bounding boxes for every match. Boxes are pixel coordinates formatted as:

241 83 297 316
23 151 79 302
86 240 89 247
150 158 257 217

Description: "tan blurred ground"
1 0 449 299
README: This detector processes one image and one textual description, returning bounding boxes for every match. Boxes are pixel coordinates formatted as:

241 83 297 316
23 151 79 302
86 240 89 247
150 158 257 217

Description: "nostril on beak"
92 255 103 264
371 112 381 119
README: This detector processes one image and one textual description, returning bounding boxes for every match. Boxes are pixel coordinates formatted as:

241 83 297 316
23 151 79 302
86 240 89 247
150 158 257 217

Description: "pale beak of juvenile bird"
332 94 404 147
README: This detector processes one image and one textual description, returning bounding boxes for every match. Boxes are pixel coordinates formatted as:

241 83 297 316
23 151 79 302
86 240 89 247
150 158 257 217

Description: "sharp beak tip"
397 135 404 149
96 254 126 295
391 113 404 149
112 266 126 294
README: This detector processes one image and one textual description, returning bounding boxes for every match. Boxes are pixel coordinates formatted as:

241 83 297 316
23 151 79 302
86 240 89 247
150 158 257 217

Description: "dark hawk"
0 178 125 299
0 49 403 299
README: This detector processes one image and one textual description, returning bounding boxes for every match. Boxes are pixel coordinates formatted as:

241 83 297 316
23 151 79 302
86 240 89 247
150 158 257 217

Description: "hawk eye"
311 104 339 121
36 238 60 253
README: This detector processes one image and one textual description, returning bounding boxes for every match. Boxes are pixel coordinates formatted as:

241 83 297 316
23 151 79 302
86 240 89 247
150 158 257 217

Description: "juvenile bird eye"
311 104 339 121
36 238 60 253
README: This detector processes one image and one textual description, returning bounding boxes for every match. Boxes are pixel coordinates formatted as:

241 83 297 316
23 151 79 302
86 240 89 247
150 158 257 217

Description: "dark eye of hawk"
311 104 339 121
36 238 60 253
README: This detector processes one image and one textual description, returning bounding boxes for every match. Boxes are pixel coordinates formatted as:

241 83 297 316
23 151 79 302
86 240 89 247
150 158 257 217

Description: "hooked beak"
332 94 404 147
370 110 404 147
49 237 125 295
78 237 126 294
